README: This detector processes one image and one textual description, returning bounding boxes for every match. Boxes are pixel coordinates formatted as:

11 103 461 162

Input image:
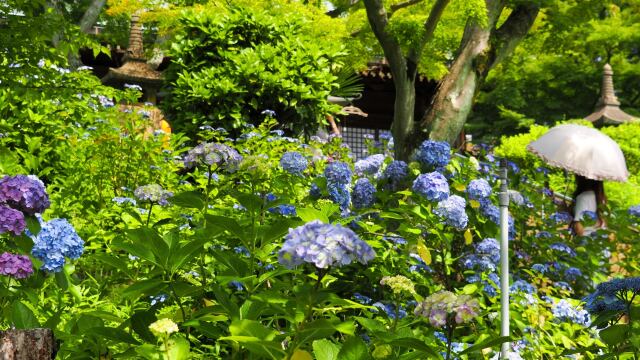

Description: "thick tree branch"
390 0 424 12
489 4 539 71
362 0 405 75
407 0 451 62
79 0 107 33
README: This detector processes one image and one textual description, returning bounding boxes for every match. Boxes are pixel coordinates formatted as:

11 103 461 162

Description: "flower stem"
146 203 154 227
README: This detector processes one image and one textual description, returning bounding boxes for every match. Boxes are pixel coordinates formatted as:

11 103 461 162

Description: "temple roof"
584 64 636 126
101 13 163 88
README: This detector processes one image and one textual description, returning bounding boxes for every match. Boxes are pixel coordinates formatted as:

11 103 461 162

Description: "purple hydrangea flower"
31 218 84 272
354 154 385 176
466 179 492 200
0 252 33 279
0 206 26 235
278 220 375 269
564 267 583 281
134 184 173 206
280 151 308 175
183 142 242 172
0 175 50 215
324 161 353 185
412 172 449 202
352 178 376 209
414 140 450 169
434 195 468 230
382 160 408 190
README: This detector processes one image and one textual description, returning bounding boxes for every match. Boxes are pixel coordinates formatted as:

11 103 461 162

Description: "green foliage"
469 0 640 137
162 6 347 138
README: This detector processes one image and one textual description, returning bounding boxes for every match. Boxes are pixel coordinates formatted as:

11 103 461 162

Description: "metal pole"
498 159 510 357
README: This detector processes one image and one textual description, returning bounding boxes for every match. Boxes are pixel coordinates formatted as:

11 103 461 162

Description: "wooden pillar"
0 329 55 360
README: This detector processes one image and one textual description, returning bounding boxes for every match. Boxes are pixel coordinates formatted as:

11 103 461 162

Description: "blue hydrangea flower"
462 238 500 272
434 195 468 230
552 300 590 326
510 279 536 294
412 172 449 201
382 160 408 190
372 302 407 320
564 267 583 281
535 231 552 238
0 175 50 215
628 205 640 217
352 178 376 209
548 211 573 224
134 184 173 206
268 204 297 216
531 263 548 274
278 220 375 269
328 183 350 210
508 190 525 206
112 197 137 206
580 210 597 221
31 218 84 272
353 293 373 305
183 142 242 172
279 151 308 175
479 199 516 239
466 179 492 200
549 242 576 257
309 183 322 198
324 162 353 185
414 140 450 169
354 154 385 176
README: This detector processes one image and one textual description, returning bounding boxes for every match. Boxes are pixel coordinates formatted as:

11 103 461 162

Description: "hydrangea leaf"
417 240 432 265
464 229 473 245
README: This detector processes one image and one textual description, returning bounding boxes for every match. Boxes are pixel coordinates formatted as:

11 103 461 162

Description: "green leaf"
313 339 341 360
296 207 329 223
386 338 439 357
229 319 278 340
205 215 245 239
25 216 41 236
171 191 205 209
599 324 628 346
93 253 129 273
458 336 512 355
122 278 166 300
168 236 208 272
337 336 370 360
166 336 190 360
296 319 349 345
87 326 141 345
11 301 40 329
130 310 157 343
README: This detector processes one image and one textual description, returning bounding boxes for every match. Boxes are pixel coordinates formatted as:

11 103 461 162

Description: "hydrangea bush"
6 118 640 359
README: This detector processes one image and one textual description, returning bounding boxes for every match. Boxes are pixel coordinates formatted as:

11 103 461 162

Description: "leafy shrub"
163 6 346 138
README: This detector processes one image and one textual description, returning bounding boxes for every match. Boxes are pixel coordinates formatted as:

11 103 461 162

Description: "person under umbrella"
570 175 607 236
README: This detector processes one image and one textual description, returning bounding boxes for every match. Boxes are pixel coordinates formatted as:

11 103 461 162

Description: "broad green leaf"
87 326 140 345
386 338 439 357
599 324 628 346
417 239 431 265
11 301 40 329
458 336 512 355
171 190 205 209
337 336 370 360
297 207 329 223
313 339 341 360
229 319 278 340
290 350 313 360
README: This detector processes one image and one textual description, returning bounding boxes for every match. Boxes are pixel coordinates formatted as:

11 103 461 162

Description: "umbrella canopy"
527 124 629 182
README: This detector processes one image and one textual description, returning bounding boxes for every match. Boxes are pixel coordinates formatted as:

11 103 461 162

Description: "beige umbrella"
527 124 629 182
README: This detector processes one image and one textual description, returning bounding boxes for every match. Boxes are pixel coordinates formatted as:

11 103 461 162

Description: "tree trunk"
420 1 539 143
0 329 55 360
391 71 417 160
69 0 107 69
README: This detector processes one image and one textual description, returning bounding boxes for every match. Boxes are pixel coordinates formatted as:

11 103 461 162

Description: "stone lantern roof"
584 64 635 126
101 13 163 103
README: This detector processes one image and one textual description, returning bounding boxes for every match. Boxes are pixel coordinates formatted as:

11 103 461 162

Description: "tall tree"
420 0 539 143
350 0 539 158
